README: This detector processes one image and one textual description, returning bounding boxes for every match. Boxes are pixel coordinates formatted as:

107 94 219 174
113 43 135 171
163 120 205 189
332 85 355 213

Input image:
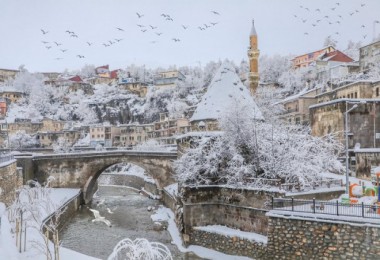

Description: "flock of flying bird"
39 10 221 61
295 2 380 41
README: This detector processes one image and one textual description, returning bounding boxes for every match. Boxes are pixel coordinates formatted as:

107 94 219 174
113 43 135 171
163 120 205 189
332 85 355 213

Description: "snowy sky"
0 0 379 72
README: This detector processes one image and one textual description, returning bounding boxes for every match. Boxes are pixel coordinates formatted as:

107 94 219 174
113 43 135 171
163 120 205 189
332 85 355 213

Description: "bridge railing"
0 154 14 165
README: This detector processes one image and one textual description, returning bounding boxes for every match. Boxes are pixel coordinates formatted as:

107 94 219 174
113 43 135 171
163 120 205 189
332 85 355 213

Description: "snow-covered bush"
52 137 72 153
107 238 172 260
7 130 39 149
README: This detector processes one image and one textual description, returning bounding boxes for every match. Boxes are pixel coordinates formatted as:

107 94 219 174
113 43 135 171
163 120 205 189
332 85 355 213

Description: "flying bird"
182 25 188 29
149 25 157 29
312 24 317 27
315 9 320 12
165 17 173 21
136 12 144 18
60 49 68 52
361 25 366 28
198 26 205 30
40 29 48 35
363 34 367 39
155 32 163 36
116 27 124 31
54 41 62 46
304 32 309 35
361 3 366 7
150 41 157 44
211 22 218 26
336 2 340 5
305 7 310 11
65 30 74 34
161 14 167 17
103 43 110 47
70 34 78 38
54 58 63 60
115 38 123 42
86 42 93 46
302 19 307 23
77 55 85 58
89 209 111 227
45 46 52 49
41 41 49 44
211 10 220 15
172 38 180 42
204 24 210 28
141 29 147 33
331 7 336 11
137 24 145 28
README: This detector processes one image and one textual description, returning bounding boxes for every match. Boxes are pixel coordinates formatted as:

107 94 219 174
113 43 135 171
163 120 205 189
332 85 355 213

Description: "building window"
354 92 357 98
377 88 379 97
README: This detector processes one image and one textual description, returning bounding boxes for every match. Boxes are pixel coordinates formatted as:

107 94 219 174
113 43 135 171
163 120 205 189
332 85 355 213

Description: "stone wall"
356 151 380 179
286 189 345 201
181 186 282 235
189 229 267 259
0 159 22 206
266 212 380 259
42 191 81 239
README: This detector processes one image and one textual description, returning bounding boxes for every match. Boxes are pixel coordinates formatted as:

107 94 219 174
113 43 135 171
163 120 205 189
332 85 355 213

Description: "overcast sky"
0 0 379 72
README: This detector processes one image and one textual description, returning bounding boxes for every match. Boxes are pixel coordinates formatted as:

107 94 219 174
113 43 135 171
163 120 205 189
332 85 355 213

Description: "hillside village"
1 1 380 258
1 35 380 180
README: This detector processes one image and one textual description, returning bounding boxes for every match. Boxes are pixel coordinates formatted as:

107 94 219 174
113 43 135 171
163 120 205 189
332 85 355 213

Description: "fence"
0 154 14 164
272 197 380 219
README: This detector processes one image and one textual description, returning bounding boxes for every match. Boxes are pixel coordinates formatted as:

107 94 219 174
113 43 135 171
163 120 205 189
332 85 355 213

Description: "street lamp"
344 101 366 194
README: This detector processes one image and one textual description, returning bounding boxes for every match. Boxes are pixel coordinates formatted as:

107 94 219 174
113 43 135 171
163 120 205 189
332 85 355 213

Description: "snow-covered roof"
250 20 257 36
309 98 380 110
190 62 263 122
274 87 319 105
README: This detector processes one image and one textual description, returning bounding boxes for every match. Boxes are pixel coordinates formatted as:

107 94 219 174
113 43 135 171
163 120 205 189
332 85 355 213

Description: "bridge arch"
82 161 156 204
16 151 177 204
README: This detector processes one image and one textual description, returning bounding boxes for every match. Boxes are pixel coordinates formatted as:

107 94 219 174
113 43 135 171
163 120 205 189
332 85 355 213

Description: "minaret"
247 19 260 95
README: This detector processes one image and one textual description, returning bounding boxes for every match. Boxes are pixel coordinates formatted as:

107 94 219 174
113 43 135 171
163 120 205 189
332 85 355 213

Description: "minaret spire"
248 19 259 95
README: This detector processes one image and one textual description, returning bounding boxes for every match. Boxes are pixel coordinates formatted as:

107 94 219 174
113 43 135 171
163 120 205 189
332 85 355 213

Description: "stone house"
291 45 336 69
359 39 380 72
153 70 185 89
0 89 25 103
276 87 319 125
7 119 42 135
0 98 7 118
148 113 191 145
0 68 19 83
118 80 148 97
40 118 66 132
117 123 154 147
36 129 82 148
310 99 380 178
89 124 118 147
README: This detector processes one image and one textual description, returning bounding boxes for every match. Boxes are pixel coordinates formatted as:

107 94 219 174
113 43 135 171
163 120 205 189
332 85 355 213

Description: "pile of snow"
163 183 178 198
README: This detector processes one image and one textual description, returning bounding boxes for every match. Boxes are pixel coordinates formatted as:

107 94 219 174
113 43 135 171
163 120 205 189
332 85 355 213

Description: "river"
60 185 201 260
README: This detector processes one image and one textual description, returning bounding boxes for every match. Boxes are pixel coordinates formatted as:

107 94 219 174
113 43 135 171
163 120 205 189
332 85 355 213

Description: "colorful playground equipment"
345 173 380 210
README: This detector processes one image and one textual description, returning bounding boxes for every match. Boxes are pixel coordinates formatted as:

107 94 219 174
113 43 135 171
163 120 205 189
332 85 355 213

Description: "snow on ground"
151 206 252 260
194 225 268 244
104 163 156 184
0 188 100 260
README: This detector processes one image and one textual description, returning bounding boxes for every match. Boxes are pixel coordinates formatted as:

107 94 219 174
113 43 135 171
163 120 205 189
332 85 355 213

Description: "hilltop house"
153 70 185 89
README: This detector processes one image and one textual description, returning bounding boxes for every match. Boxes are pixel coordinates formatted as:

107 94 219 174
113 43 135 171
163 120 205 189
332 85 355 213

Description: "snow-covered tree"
323 35 338 48
10 69 45 94
175 101 344 189
259 54 292 84
344 40 362 61
8 131 39 149
52 137 72 153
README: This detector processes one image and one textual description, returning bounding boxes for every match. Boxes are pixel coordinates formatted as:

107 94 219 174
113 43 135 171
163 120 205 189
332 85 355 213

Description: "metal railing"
272 197 380 219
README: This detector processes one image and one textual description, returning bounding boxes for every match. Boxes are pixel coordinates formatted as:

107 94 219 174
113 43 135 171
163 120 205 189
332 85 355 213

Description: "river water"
60 185 201 260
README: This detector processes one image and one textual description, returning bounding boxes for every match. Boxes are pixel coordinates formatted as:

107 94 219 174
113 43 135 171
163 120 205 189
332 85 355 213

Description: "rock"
153 221 164 231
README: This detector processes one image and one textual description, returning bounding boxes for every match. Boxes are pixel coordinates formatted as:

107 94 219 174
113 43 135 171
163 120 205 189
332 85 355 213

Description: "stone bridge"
15 150 177 203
